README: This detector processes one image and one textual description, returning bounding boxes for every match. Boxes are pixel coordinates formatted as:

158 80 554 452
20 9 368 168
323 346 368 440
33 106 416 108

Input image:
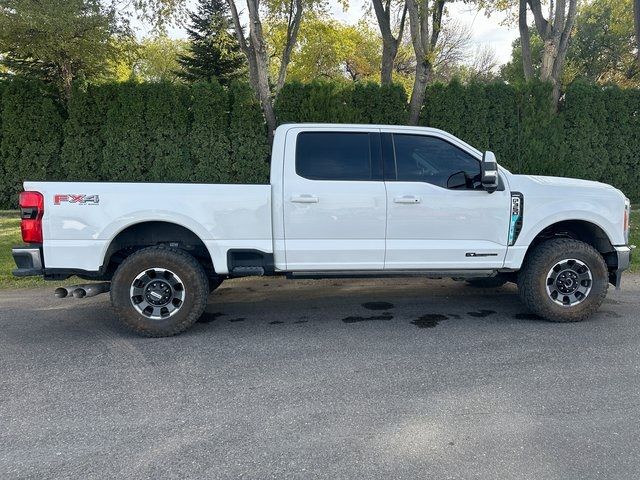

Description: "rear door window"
296 132 373 181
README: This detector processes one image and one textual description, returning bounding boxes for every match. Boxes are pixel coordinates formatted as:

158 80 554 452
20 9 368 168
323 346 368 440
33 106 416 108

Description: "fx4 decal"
54 194 100 205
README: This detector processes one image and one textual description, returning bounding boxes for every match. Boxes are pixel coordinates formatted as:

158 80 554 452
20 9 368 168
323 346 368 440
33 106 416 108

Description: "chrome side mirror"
481 151 499 193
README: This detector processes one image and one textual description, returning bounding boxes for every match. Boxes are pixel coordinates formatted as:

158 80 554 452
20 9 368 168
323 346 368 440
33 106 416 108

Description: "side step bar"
287 269 497 280
231 266 265 277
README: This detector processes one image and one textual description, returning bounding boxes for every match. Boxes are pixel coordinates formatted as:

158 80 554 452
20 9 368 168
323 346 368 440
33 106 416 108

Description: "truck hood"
509 174 624 199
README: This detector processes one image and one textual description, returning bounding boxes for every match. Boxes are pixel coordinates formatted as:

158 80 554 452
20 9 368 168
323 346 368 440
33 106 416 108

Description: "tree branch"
430 0 445 49
276 0 303 92
225 0 250 56
527 0 550 38
519 0 533 81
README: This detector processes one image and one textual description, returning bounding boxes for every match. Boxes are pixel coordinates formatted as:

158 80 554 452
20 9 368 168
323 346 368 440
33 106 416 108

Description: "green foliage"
135 36 190 83
268 15 381 83
484 82 519 171
516 81 562 175
177 0 246 85
146 83 192 181
0 79 63 208
228 81 270 183
61 84 116 181
190 81 233 182
274 81 355 123
275 81 408 125
0 0 121 98
101 82 150 181
502 0 639 88
351 83 408 124
2 77 640 207
568 0 638 87
561 81 609 180
500 33 544 85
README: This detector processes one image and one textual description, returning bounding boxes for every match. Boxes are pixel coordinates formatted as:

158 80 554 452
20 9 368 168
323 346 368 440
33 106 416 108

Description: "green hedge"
1 78 639 208
422 80 640 199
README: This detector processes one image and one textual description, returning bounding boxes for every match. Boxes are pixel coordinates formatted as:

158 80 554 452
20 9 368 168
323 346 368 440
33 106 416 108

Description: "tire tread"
110 246 209 337
518 238 608 322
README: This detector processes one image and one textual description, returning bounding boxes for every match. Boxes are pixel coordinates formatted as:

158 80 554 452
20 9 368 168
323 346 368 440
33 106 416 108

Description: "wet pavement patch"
342 312 393 323
362 302 395 311
411 314 448 328
199 312 226 323
467 309 496 318
515 313 543 320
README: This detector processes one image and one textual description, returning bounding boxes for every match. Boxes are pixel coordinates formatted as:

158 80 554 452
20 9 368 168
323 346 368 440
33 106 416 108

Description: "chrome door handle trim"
290 194 319 203
393 195 421 204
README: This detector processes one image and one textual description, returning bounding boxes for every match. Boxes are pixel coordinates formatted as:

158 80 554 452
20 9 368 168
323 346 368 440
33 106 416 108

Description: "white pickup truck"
13 123 632 336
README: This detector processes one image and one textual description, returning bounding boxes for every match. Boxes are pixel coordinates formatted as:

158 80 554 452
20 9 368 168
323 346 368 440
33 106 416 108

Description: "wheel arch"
101 220 216 279
523 219 618 269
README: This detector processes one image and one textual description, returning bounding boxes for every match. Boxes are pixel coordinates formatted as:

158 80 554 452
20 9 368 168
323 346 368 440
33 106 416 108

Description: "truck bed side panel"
24 182 273 274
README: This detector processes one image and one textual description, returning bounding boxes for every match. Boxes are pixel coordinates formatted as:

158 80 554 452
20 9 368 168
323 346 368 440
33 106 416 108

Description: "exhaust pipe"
54 282 110 299
81 282 110 298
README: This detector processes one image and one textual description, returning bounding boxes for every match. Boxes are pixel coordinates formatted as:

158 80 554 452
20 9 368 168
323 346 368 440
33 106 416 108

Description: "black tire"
466 276 508 288
518 238 608 322
110 246 209 337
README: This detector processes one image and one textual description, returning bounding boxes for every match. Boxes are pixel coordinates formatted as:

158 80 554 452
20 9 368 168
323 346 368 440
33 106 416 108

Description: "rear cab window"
296 132 380 181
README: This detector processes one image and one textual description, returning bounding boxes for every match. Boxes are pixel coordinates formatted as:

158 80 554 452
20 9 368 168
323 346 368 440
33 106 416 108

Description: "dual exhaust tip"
54 282 110 299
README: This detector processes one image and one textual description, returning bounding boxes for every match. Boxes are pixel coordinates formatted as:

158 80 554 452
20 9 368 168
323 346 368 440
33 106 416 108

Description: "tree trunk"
519 0 533 81
276 0 303 93
525 0 577 110
540 39 558 81
408 60 431 125
406 0 443 125
60 61 74 102
634 0 640 66
380 39 398 85
372 0 407 86
227 0 278 139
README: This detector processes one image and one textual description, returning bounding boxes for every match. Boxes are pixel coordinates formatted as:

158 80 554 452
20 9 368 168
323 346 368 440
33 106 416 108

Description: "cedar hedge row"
1 78 639 208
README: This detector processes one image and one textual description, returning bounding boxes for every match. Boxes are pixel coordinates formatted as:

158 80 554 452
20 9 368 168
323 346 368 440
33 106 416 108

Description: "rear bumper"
610 245 633 289
12 246 44 277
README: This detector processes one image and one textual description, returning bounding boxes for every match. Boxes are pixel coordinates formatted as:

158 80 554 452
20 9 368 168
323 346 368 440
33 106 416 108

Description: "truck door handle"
290 194 319 204
394 195 421 204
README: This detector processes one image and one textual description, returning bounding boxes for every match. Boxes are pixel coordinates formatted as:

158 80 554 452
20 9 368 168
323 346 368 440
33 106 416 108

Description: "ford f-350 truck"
12 124 632 336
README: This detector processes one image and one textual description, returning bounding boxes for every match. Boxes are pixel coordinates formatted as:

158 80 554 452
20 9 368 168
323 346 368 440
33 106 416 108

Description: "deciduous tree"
405 0 447 124
371 0 408 85
0 0 121 99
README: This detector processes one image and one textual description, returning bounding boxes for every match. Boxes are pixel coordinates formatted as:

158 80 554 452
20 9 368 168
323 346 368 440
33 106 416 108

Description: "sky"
158 0 520 66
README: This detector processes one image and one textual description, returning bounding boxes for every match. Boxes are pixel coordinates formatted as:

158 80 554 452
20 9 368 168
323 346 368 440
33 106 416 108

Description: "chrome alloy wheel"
545 259 592 307
130 268 186 320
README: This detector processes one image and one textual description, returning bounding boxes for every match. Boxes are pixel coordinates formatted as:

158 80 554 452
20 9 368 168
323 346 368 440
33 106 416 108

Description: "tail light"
19 191 44 243
624 198 631 244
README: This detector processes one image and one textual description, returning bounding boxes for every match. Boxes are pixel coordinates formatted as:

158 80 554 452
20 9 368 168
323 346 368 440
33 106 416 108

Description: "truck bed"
25 181 273 275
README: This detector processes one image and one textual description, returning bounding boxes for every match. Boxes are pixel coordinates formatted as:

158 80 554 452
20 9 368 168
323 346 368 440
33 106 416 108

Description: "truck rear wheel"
518 238 608 322
110 246 209 337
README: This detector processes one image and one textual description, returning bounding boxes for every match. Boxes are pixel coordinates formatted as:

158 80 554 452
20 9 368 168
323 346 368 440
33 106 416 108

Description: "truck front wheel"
110 246 209 337
518 238 608 322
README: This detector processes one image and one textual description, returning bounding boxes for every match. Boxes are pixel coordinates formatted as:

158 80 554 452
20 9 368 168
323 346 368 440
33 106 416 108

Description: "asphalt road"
1 275 640 479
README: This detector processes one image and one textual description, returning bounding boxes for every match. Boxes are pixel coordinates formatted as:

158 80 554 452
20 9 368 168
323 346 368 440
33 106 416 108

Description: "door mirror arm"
481 151 499 194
